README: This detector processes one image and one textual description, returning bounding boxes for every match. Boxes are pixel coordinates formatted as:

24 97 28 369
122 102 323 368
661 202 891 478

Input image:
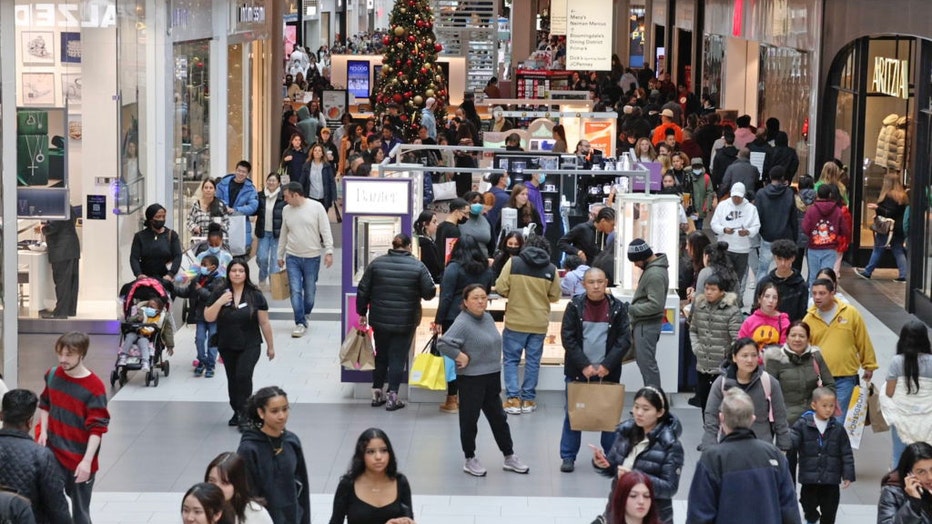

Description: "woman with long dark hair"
237 387 310 524
204 258 275 428
552 124 568 153
858 172 909 282
694 241 737 295
882 320 932 468
256 173 286 286
505 183 543 232
608 471 661 524
739 282 789 350
591 386 684 524
328 428 415 524
491 231 524 282
205 452 273 523
280 133 309 182
414 210 442 283
187 178 230 237
298 142 337 213
181 482 234 524
683 231 711 303
879 441 932 523
434 236 494 413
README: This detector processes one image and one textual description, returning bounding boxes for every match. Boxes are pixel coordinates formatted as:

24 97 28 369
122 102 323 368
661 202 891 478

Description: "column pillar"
614 0 631 66
511 0 539 75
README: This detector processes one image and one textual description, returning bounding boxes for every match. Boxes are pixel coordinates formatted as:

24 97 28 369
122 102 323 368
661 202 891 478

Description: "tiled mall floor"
16 242 899 523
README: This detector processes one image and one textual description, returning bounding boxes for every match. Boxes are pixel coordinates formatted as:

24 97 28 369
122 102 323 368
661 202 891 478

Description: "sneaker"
371 389 387 407
560 458 575 473
205 369 215 378
521 400 537 413
141 363 151 373
291 324 307 338
503 397 522 415
895 277 907 283
463 457 487 477
439 395 459 413
855 269 871 280
385 391 406 411
503 454 529 474
194 365 204 376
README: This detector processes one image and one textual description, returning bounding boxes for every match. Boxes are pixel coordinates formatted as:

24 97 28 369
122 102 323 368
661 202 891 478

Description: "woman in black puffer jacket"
356 234 437 411
592 386 685 524
879 441 932 524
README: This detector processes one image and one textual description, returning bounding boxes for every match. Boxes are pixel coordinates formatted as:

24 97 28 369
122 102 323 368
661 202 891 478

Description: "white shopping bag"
843 380 868 449
227 214 247 256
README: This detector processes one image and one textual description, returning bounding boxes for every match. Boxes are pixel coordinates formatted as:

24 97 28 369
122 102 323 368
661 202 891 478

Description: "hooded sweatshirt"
710 196 761 253
237 429 311 524
495 246 561 333
629 253 670 324
756 269 808 322
739 309 790 349
755 183 798 242
802 200 850 251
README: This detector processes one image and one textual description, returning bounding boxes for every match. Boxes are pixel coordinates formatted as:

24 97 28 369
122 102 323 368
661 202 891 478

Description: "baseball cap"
730 182 746 197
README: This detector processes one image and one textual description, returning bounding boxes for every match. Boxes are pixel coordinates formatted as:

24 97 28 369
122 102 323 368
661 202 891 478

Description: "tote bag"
567 380 626 432
339 328 375 371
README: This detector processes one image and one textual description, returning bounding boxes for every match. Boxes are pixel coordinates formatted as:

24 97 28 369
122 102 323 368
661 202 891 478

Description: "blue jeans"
808 249 838 288
256 235 281 282
502 328 544 401
892 425 907 470
560 377 617 460
757 239 774 282
834 375 858 424
863 234 907 279
286 254 321 325
194 320 218 371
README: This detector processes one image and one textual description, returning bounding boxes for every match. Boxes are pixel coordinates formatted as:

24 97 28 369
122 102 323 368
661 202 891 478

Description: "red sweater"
39 367 110 472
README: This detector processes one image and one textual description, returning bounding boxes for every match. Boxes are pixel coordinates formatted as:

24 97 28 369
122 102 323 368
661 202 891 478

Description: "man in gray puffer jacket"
687 274 742 412
627 239 669 388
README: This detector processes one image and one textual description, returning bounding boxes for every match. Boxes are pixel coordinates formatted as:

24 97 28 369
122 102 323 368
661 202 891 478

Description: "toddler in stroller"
118 296 175 373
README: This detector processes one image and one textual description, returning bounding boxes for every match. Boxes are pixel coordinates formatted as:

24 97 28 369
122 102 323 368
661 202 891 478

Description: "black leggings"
372 329 414 393
219 345 261 415
457 372 514 458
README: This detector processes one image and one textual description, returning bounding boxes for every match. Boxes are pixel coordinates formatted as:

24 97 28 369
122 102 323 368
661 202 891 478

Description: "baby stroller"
110 278 172 389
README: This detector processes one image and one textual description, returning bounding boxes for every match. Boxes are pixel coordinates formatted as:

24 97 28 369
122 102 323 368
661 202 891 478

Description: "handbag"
843 380 869 449
269 271 290 301
339 328 375 371
432 180 457 201
227 214 248 256
425 334 457 382
409 339 447 391
567 380 626 432
866 383 889 433
870 214 894 235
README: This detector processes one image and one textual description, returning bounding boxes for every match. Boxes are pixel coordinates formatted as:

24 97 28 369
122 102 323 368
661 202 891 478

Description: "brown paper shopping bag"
269 271 290 301
567 380 626 432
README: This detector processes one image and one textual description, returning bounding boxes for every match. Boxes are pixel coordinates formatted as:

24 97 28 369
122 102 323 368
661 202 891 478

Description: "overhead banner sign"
550 0 567 36
566 0 612 71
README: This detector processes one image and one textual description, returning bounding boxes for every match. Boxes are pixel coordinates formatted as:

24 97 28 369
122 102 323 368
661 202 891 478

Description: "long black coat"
356 249 436 332
42 210 80 263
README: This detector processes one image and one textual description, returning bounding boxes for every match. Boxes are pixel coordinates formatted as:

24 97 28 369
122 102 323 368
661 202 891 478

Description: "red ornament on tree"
434 43 443 52
383 36 391 45
400 114 408 122
407 35 416 43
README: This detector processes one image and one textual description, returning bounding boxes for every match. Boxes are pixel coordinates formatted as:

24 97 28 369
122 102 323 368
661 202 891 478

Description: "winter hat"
730 182 746 198
691 157 704 167
425 97 436 108
627 238 653 262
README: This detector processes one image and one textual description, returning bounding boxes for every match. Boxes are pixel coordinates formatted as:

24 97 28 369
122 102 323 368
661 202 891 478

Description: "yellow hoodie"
803 299 877 377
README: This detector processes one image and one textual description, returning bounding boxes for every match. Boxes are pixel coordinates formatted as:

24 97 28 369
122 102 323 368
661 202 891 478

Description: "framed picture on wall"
21 31 55 65
61 32 81 64
22 73 55 106
62 74 82 106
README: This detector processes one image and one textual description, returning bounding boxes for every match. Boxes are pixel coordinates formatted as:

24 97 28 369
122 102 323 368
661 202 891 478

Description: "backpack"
722 370 773 423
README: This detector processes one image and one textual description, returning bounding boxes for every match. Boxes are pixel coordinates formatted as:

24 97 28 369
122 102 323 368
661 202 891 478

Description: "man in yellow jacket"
804 277 877 421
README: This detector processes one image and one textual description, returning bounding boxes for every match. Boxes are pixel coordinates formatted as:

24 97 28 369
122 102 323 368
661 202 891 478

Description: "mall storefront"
818 0 932 324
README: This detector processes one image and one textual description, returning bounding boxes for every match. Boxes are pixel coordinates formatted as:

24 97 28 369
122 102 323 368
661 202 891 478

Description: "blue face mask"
469 203 484 215
141 307 157 317
200 266 213 275
207 246 221 254
537 174 546 184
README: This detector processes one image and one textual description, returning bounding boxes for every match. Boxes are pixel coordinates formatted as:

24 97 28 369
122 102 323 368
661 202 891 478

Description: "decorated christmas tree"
374 0 448 142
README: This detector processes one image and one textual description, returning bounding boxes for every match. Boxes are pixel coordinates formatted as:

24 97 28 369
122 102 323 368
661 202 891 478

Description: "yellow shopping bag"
409 351 447 391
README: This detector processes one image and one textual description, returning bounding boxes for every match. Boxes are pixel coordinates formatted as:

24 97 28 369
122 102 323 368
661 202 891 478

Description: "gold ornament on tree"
394 26 405 36
414 95 424 105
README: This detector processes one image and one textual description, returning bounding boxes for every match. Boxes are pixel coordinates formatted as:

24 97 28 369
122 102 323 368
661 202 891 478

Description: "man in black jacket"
754 166 798 281
39 206 81 319
0 389 71 523
710 129 738 192
357 234 437 411
557 207 615 264
558 268 630 473
687 388 800 524
755 239 808 322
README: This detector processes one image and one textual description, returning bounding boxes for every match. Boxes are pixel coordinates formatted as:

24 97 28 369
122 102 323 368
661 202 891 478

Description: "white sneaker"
503 454 529 474
463 457 487 477
291 324 307 338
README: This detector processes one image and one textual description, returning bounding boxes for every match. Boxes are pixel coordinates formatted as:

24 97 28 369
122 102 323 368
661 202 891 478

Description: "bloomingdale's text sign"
565 0 612 71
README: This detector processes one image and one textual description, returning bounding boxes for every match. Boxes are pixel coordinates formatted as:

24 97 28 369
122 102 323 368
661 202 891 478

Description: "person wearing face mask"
175 255 226 378
491 231 524 282
436 199 469 263
486 173 511 238
459 192 494 258
195 223 234 274
118 296 174 373
130 203 183 289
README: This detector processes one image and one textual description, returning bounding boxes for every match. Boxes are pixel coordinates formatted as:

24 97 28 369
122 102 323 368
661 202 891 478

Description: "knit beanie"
627 238 653 262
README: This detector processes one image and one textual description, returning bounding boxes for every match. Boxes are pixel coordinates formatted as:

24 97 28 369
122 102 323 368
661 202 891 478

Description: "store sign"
14 3 117 28
872 57 909 99
238 3 266 24
566 0 612 71
550 0 567 36
344 178 410 215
